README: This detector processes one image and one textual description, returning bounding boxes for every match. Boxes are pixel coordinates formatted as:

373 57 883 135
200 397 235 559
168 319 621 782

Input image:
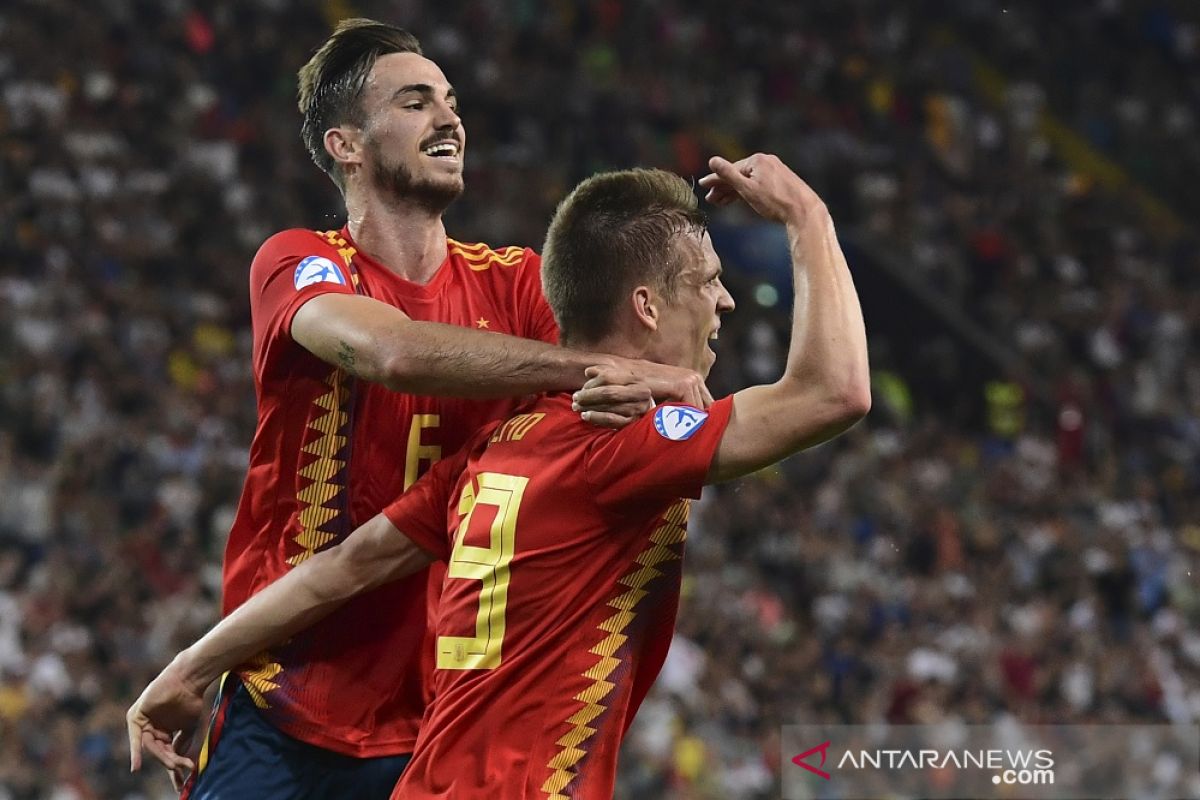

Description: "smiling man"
129 154 870 798
160 18 710 800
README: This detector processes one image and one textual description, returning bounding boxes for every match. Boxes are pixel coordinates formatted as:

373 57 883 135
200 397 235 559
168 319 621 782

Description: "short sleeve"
380 444 471 562
249 229 357 352
516 251 559 345
585 396 734 511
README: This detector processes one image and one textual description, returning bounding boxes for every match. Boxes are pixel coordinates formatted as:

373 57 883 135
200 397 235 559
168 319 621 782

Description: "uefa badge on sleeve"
294 256 347 290
653 406 709 441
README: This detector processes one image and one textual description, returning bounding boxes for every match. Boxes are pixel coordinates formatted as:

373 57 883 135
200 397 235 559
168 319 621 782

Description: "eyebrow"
392 84 458 101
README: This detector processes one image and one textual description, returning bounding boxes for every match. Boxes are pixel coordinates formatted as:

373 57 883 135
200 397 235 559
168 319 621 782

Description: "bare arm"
700 154 871 483
292 294 711 408
176 514 430 689
127 514 432 774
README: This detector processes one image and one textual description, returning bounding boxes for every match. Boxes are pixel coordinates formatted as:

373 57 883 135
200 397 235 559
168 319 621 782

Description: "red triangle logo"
792 740 832 780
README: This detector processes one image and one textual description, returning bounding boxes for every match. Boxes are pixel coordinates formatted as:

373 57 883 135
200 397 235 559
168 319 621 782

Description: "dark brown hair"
541 169 706 345
297 19 422 189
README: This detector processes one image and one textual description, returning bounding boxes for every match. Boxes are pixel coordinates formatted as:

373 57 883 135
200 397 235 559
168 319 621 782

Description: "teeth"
422 143 458 157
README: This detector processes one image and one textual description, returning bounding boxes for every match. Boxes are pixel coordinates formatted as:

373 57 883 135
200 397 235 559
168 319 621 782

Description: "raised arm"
292 294 711 409
700 154 871 483
126 513 433 776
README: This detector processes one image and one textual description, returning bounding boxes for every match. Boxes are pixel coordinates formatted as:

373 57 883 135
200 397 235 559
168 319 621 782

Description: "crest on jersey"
294 256 347 290
653 405 709 441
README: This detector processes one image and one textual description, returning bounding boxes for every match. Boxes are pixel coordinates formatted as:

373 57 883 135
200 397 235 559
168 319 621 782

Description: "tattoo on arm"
336 340 357 373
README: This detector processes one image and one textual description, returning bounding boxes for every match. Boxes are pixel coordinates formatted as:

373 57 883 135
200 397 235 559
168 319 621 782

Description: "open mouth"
421 141 460 160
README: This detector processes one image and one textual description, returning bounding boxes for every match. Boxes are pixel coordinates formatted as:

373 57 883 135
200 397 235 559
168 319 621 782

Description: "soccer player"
129 154 870 797
173 17 709 800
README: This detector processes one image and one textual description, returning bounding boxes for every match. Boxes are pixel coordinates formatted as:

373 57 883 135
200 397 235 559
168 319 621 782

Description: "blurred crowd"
0 1 1196 798
951 0 1200 223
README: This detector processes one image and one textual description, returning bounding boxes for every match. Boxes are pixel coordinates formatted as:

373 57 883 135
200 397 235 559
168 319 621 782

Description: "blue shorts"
182 677 411 800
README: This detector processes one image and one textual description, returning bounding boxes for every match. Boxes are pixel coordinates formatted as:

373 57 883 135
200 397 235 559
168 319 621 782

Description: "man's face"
354 52 465 211
651 231 736 377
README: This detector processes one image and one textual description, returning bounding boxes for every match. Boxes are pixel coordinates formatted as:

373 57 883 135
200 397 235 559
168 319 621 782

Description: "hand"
576 360 712 428
697 154 826 224
572 371 654 429
127 662 207 790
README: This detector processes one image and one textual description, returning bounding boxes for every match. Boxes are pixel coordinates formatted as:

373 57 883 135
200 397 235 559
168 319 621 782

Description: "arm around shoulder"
293 289 621 397
291 292 421 389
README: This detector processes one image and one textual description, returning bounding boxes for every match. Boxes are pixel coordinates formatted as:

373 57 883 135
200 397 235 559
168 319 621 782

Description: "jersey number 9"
437 472 527 670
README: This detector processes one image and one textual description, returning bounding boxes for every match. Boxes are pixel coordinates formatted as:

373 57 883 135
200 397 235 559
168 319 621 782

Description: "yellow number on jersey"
437 472 528 670
404 414 441 490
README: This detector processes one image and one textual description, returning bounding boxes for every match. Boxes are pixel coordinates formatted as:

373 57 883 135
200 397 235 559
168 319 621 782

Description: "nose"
717 280 735 313
434 99 461 131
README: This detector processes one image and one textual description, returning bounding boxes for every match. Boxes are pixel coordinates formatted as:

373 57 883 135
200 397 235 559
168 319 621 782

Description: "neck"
575 330 653 363
345 188 448 285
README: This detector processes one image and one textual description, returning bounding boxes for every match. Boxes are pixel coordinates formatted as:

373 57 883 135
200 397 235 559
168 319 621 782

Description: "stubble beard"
368 144 463 215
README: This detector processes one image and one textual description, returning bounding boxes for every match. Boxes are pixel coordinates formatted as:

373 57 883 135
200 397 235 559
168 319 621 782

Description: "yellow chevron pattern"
241 652 284 709
448 239 525 272
242 230 359 709
282 231 359 568
287 369 351 565
541 500 691 798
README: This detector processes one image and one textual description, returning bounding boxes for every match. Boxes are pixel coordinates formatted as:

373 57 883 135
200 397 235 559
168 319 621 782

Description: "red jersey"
223 226 557 756
383 393 734 798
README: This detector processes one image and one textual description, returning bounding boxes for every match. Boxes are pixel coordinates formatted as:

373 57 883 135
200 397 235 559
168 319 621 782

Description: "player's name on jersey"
489 413 546 444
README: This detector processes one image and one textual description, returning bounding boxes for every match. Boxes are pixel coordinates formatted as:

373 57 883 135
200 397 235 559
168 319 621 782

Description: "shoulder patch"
653 405 709 441
294 256 347 290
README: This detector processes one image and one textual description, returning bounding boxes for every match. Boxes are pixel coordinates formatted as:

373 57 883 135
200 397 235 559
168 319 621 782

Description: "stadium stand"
0 1 1196 797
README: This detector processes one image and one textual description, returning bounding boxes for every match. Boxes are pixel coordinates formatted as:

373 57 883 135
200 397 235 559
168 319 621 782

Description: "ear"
631 286 660 332
325 126 364 171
